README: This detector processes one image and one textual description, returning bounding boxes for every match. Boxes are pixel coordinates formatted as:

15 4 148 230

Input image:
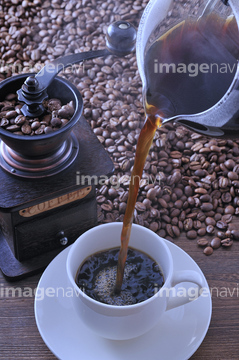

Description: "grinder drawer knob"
57 231 68 246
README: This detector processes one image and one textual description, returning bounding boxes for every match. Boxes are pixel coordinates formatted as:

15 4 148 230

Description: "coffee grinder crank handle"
17 21 137 117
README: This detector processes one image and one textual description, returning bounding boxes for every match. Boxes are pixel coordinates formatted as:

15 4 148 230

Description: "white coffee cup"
66 222 204 340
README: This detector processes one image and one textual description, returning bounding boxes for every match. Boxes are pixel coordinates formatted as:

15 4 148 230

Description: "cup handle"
166 270 205 311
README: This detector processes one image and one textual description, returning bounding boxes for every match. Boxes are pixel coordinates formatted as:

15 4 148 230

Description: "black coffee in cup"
75 247 164 306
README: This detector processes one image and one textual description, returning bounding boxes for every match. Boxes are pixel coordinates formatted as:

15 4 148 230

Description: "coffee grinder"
0 21 136 280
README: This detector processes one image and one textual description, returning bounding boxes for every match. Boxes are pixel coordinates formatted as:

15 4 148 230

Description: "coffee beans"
0 96 74 135
1 0 238 258
96 109 239 256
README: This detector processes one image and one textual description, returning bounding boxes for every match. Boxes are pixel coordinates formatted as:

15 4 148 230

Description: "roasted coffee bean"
193 220 202 229
119 191 128 203
224 159 235 170
119 202 127 214
172 225 180 237
179 210 186 222
31 121 41 130
201 203 213 212
225 230 231 238
216 221 228 230
170 208 181 218
200 194 212 202
210 237 221 249
197 212 206 222
187 196 195 206
21 123 32 135
194 169 207 177
205 217 216 226
174 199 183 209
6 124 20 132
206 225 215 234
5 110 18 119
0 118 9 127
58 102 75 118
186 212 198 219
47 98 62 112
147 188 157 201
150 208 159 218
158 198 168 208
221 214 233 223
142 198 151 210
108 188 118 199
135 202 146 212
186 230 197 239
197 227 207 236
214 213 222 221
228 171 238 180
166 224 174 238
97 195 106 204
224 205 235 215
184 218 193 231
161 215 171 224
197 238 209 247
178 220 183 231
174 187 184 198
149 222 159 232
184 185 193 197
101 202 113 212
203 247 214 255
171 217 178 226
217 231 226 239
44 126 54 134
221 238 233 247
195 187 208 195
231 230 239 240
35 125 45 135
15 115 26 125
50 117 62 127
204 210 215 218
221 192 232 203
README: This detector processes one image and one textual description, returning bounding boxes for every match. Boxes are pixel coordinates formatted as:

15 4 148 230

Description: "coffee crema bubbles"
76 247 164 306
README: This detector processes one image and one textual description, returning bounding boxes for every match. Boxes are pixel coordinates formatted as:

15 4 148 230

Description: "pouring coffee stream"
115 0 239 294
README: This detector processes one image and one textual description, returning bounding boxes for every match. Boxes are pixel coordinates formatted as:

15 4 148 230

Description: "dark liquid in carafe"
115 14 239 293
144 14 239 119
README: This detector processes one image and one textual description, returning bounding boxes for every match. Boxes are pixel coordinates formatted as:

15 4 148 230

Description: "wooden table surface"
0 228 238 360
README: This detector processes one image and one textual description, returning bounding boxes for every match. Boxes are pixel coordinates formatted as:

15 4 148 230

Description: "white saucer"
34 240 212 360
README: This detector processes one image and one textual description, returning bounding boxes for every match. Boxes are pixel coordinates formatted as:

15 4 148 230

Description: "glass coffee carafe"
136 0 239 137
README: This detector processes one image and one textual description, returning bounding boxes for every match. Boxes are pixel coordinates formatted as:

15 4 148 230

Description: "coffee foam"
93 264 138 306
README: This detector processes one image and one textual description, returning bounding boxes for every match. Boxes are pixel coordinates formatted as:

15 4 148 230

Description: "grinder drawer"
14 198 97 261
